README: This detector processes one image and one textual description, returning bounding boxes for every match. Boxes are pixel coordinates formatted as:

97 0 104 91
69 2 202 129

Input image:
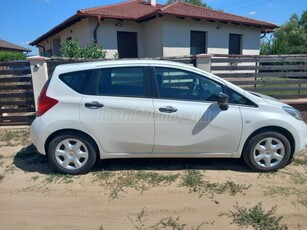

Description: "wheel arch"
242 126 295 159
44 129 101 159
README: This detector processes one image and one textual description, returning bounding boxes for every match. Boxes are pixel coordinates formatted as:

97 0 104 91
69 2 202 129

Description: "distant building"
0 39 31 53
30 0 277 58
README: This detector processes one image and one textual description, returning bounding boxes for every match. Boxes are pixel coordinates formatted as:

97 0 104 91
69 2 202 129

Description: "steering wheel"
186 82 201 98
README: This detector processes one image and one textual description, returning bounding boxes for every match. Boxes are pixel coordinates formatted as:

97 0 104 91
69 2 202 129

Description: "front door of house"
117 31 138 58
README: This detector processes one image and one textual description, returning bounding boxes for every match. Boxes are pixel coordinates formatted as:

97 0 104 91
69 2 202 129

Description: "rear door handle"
159 106 177 113
85 101 104 109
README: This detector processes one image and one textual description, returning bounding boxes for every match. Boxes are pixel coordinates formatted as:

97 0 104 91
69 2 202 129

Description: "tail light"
37 86 58 116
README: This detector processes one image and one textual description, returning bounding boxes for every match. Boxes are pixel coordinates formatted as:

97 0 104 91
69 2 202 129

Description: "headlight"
283 106 303 121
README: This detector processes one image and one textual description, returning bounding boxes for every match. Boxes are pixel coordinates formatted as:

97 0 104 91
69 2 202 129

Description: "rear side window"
59 69 93 94
96 67 145 97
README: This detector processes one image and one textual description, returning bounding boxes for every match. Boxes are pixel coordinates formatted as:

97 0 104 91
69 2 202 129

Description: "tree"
167 0 209 7
260 11 307 54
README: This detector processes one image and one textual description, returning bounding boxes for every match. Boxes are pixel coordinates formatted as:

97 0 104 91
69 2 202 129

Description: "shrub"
60 39 106 59
0 51 26 61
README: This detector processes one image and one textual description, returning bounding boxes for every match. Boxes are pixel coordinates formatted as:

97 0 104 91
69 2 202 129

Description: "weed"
257 171 278 179
292 157 307 166
127 208 208 230
180 170 251 197
45 174 74 184
0 129 31 147
263 186 302 198
222 202 288 230
0 174 4 183
289 172 306 185
298 198 307 207
92 170 179 199
0 154 3 160
31 175 40 181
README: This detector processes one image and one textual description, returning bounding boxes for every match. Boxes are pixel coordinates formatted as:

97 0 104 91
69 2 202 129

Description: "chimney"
149 0 156 7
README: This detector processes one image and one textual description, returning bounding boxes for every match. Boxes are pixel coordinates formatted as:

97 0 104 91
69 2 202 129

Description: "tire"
243 131 291 172
48 133 97 174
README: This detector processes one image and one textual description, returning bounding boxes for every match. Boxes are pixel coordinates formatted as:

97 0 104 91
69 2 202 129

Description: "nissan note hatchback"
30 60 307 174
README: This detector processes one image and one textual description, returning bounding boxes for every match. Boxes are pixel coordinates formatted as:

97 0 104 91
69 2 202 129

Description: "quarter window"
59 69 93 94
155 67 223 102
96 67 145 97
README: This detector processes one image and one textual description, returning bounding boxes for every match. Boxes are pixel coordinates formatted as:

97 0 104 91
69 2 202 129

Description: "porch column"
27 56 50 110
196 54 212 72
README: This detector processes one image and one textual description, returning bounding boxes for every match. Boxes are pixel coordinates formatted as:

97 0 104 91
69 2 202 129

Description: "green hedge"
0 51 26 61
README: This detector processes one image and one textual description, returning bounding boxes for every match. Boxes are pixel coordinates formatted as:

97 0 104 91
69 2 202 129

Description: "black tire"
243 131 291 172
48 133 97 174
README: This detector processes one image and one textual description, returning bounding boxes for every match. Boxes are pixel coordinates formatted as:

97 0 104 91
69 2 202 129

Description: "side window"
155 67 223 102
59 69 93 94
97 67 145 97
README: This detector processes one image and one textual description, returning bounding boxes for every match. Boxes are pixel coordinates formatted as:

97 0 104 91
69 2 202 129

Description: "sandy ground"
0 127 306 230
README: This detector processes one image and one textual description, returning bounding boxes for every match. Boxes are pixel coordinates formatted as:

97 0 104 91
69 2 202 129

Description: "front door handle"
85 101 104 109
159 106 177 113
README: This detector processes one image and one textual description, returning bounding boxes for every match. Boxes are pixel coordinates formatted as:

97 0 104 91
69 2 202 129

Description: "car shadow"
14 144 253 175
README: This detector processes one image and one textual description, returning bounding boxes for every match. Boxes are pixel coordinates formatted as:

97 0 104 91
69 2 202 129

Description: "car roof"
54 59 193 73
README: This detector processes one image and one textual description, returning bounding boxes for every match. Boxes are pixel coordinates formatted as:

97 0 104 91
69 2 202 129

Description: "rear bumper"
30 117 48 155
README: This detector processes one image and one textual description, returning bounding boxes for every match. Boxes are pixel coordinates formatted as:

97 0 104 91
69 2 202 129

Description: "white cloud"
249 11 257 15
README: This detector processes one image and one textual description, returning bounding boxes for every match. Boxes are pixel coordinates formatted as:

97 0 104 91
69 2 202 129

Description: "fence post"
196 54 212 72
27 56 50 111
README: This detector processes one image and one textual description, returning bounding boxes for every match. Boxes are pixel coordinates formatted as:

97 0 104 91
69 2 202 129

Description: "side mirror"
217 93 229 111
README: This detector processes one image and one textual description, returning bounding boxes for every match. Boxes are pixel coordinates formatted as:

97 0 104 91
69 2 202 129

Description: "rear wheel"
243 131 291 172
48 133 97 174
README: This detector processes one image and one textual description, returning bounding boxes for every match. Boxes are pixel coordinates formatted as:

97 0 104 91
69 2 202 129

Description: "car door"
80 66 154 153
152 67 243 155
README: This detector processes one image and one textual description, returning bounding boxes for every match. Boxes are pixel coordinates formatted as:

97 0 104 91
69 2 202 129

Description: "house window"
190 31 207 55
229 34 242 55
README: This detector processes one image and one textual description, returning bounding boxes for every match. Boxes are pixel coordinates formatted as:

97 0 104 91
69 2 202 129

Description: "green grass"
180 170 251 197
31 175 40 181
0 174 4 183
292 157 307 166
222 202 288 230
0 129 31 147
289 172 306 185
127 208 210 230
92 170 180 199
45 174 74 184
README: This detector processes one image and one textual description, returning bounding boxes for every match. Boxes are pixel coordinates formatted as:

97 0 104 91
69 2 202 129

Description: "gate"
0 61 36 125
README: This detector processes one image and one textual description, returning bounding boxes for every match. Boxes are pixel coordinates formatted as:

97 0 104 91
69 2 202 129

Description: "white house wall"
162 16 262 56
142 17 163 57
95 18 144 58
37 15 262 58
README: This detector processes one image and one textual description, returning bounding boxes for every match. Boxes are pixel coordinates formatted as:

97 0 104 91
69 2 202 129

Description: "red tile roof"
30 0 278 46
159 1 277 28
78 0 162 20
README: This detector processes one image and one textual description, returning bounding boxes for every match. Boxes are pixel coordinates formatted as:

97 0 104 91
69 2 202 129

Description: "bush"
0 51 26 61
60 39 107 59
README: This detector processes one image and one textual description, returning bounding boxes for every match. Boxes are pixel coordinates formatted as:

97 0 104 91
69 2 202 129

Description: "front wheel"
48 133 97 174
243 131 291 172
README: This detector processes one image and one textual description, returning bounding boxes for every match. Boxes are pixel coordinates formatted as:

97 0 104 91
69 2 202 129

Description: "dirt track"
0 127 306 230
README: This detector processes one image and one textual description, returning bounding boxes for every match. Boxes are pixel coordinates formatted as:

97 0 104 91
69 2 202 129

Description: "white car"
30 60 307 174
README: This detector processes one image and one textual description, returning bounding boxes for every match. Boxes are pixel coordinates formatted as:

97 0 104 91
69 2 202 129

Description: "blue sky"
0 0 306 55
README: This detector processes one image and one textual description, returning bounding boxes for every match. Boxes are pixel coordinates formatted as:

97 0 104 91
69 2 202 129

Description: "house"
30 0 278 58
0 39 31 53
